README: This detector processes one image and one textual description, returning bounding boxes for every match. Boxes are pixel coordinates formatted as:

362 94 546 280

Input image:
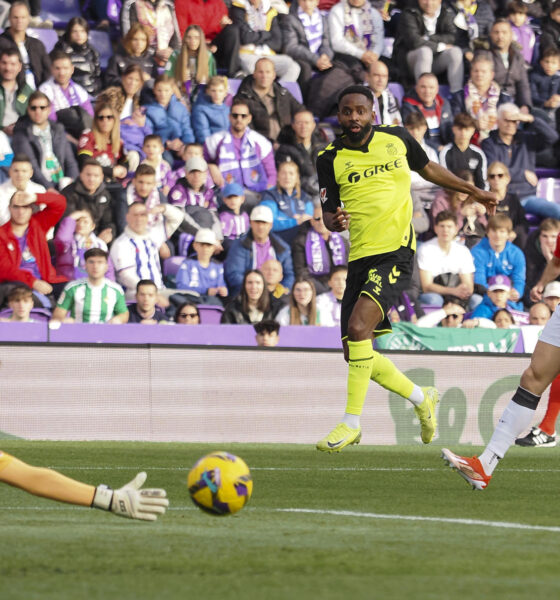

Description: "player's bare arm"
323 207 350 233
418 161 499 215
530 255 560 302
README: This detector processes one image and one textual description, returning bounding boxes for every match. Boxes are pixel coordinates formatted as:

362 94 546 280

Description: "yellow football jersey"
317 126 429 261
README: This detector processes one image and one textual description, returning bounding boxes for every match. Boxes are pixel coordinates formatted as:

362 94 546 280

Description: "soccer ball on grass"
187 451 253 516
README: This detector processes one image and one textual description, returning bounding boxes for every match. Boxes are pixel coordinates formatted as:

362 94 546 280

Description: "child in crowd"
507 1 536 65
175 228 228 305
466 274 525 323
168 143 218 189
439 113 487 190
0 285 35 322
316 265 348 327
192 75 230 144
168 156 219 210
218 182 250 253
145 74 194 163
529 47 560 121
141 134 173 195
54 208 115 281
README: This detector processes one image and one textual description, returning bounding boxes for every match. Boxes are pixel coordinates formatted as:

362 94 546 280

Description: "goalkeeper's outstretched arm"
0 451 168 521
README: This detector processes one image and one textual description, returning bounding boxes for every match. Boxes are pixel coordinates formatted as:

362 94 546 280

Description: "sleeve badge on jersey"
320 188 327 204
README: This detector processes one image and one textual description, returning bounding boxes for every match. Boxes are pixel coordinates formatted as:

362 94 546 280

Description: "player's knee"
520 365 551 398
347 321 371 341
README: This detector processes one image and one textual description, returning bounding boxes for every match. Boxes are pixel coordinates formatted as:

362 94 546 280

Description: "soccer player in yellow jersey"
316 85 497 452
0 450 168 520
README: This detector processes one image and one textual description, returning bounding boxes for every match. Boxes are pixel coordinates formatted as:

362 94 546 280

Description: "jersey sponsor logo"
346 158 404 183
320 187 327 204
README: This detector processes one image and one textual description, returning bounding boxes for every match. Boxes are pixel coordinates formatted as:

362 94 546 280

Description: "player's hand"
93 472 169 521
469 190 499 216
330 207 350 232
530 283 544 303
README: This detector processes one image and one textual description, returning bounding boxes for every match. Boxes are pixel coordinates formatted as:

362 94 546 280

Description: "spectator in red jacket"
0 190 67 308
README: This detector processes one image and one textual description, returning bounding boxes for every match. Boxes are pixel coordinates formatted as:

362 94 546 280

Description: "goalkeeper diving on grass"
315 86 498 452
0 450 169 521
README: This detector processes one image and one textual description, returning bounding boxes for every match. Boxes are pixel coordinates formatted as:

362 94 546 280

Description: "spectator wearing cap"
471 213 526 310
224 204 294 297
543 281 560 314
203 98 277 210
168 156 219 211
468 274 522 321
175 228 228 306
218 181 250 253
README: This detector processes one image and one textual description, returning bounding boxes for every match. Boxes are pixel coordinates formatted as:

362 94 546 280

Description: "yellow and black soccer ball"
187 451 253 516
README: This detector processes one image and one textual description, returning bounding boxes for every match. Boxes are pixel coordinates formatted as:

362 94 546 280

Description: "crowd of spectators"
1 0 560 340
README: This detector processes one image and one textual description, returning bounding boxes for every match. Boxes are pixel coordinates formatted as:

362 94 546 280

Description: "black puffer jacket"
53 38 102 96
104 49 159 88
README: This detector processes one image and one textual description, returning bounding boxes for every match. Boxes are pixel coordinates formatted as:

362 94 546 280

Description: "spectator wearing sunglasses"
416 298 467 327
12 90 78 191
174 301 200 324
487 161 528 250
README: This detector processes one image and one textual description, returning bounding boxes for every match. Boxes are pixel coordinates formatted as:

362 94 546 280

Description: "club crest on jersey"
386 143 397 156
320 188 327 204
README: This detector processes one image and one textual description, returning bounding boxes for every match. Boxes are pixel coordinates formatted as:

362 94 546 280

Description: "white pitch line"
2 505 559 533
45 466 560 473
276 508 560 533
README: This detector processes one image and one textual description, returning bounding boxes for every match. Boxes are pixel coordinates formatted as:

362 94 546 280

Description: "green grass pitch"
1 441 560 600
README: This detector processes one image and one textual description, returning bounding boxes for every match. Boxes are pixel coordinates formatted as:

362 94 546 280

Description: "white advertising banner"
0 346 545 446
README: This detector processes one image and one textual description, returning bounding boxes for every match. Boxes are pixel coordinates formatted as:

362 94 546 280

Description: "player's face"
0 54 22 81
9 161 32 189
52 59 74 86
470 60 494 89
256 330 279 346
80 165 103 192
85 256 108 279
245 272 265 301
136 284 157 311
539 229 559 253
338 94 374 145
133 175 156 198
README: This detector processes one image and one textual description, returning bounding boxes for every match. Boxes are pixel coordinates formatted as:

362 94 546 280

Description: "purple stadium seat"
89 30 113 70
536 178 560 204
163 256 185 278
197 304 224 324
40 0 81 28
228 78 241 97
280 80 303 104
536 168 560 179
27 28 58 53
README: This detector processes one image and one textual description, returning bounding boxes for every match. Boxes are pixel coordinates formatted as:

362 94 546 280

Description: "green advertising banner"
376 322 519 353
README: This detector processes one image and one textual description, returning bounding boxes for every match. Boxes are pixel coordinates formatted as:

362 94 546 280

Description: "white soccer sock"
342 413 360 429
408 385 424 407
479 400 537 475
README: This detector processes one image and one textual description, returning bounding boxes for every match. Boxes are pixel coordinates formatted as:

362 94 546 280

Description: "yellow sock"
370 350 414 399
346 339 374 416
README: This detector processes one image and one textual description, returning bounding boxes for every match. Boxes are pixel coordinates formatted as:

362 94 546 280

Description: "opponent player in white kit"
443 232 560 489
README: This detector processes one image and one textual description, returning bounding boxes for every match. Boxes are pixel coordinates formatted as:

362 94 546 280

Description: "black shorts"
341 246 414 339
